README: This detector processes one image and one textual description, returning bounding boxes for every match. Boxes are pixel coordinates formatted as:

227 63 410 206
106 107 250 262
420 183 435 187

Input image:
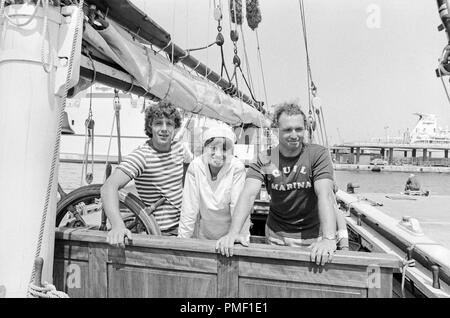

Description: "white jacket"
178 154 251 240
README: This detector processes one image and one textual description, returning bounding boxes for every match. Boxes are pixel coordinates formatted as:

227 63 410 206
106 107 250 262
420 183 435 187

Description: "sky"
129 0 450 144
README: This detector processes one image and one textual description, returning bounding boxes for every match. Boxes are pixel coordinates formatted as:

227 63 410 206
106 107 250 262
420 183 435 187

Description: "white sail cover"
83 20 269 127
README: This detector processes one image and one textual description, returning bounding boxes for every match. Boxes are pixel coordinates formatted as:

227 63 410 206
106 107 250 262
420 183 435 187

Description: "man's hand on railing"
309 238 337 266
107 226 132 248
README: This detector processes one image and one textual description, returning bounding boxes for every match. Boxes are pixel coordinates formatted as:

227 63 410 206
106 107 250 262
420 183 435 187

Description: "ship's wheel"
56 184 161 235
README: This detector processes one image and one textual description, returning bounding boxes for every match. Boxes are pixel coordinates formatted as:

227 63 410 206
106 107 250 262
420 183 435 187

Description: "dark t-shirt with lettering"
247 143 334 237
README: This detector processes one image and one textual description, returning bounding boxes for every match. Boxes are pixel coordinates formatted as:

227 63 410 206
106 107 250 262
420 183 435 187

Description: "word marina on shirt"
270 164 312 191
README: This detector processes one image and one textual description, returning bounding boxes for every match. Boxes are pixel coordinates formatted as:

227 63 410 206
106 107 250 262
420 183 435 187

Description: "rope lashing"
29 282 69 298
113 89 122 163
86 50 97 83
124 77 135 94
400 258 416 298
82 84 95 185
155 40 172 55
214 1 222 21
246 0 262 31
345 199 362 216
229 0 242 25
28 258 69 298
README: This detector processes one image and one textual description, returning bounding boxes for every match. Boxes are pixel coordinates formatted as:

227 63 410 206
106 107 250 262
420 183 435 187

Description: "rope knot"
28 282 69 298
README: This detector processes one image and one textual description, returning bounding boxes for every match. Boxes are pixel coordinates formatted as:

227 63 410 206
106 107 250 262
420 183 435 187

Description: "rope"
400 258 416 298
114 89 122 163
28 282 69 298
81 84 94 185
239 24 255 93
29 0 84 297
40 0 53 73
161 2 177 101
439 73 450 106
104 111 116 180
298 0 315 141
319 105 330 148
206 0 212 71
0 0 41 28
255 29 269 110
345 199 361 216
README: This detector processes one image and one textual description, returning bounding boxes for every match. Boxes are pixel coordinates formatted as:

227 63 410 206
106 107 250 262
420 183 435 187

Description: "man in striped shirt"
101 101 193 246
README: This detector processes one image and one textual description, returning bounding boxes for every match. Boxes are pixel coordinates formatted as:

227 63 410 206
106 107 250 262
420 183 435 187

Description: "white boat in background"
408 113 450 145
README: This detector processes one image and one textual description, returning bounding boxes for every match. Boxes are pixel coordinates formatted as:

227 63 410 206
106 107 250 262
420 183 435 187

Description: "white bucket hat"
202 124 236 147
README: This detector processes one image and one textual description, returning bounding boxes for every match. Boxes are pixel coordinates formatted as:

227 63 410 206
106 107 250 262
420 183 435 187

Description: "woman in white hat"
178 125 251 241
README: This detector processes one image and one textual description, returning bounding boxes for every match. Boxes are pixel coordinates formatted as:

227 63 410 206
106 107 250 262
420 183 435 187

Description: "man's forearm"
318 193 336 238
101 186 125 229
228 193 256 235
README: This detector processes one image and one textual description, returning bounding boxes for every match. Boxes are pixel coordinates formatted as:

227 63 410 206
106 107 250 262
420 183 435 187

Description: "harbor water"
59 162 450 195
58 162 450 248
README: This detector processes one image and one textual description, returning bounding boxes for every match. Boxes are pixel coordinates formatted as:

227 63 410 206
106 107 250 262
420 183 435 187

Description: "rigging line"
104 112 116 181
298 0 312 114
206 0 212 71
220 45 232 82
316 109 326 146
238 65 258 103
239 24 255 95
185 41 217 53
319 105 330 148
186 0 189 52
299 0 313 84
162 2 177 101
255 29 269 110
439 74 450 106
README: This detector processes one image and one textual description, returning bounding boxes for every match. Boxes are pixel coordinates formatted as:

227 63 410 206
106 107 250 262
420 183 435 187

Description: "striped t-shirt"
117 140 192 233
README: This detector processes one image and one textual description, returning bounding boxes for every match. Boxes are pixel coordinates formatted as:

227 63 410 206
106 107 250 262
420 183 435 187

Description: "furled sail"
83 18 269 127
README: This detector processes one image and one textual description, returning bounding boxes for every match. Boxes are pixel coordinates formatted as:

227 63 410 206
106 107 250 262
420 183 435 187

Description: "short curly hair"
271 102 307 128
144 101 182 138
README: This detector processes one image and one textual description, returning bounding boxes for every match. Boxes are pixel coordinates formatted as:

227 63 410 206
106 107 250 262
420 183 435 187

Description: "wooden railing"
54 227 400 298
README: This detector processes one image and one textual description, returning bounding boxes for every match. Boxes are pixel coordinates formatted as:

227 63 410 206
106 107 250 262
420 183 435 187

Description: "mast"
0 2 83 297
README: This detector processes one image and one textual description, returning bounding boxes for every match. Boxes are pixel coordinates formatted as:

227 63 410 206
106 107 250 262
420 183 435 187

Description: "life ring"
56 184 161 235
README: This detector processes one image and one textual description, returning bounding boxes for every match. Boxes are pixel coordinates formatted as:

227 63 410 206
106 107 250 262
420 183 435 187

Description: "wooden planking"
55 228 400 268
347 215 450 297
53 259 89 298
54 241 89 261
54 228 399 298
88 244 108 298
107 265 217 298
367 269 393 298
239 257 372 289
238 278 367 298
217 255 239 298
108 246 217 274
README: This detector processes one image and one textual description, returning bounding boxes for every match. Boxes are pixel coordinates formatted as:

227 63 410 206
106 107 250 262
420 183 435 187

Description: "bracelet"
322 236 336 241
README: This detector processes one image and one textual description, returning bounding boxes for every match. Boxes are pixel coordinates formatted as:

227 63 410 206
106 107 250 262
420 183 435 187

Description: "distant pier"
331 142 450 168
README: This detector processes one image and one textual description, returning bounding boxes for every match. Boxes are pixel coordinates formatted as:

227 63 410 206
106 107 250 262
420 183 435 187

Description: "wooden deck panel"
54 228 400 298
238 278 367 298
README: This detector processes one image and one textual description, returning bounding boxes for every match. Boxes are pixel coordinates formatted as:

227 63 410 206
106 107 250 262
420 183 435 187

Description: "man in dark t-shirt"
216 102 337 265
